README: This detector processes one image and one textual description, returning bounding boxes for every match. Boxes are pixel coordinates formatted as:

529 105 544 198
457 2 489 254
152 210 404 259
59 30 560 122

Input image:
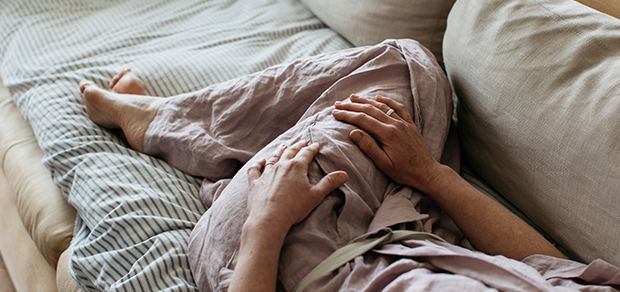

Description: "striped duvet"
0 0 351 290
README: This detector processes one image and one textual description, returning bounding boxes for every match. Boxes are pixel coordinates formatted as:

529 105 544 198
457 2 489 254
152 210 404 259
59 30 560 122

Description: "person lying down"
79 39 620 292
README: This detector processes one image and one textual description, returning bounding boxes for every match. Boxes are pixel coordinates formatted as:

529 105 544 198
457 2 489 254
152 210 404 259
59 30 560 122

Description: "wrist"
413 163 456 194
242 215 291 244
231 214 290 292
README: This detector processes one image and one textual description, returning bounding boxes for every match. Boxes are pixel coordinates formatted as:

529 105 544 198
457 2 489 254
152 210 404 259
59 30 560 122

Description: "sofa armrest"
0 79 76 268
0 167 57 291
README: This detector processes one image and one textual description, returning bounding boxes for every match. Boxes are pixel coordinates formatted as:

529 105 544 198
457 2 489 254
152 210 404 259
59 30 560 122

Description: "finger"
375 95 413 123
349 129 391 167
351 94 395 116
282 140 308 160
340 94 394 116
311 171 348 198
334 100 392 124
294 142 320 166
266 144 287 165
247 158 266 183
337 95 401 123
332 109 387 139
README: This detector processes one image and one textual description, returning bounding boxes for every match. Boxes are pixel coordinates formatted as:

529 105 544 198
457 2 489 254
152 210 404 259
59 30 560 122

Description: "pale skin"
79 68 161 152
80 71 564 292
230 141 347 292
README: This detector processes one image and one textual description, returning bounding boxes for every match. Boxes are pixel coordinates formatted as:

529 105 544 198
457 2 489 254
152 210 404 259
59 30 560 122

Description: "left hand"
331 94 442 191
246 141 348 230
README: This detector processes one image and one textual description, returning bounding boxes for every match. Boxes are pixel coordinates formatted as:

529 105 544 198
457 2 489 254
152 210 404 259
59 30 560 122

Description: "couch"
0 0 618 291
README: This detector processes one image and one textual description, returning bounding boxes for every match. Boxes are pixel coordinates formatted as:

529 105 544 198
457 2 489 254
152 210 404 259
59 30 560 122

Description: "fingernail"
350 131 362 143
339 173 348 184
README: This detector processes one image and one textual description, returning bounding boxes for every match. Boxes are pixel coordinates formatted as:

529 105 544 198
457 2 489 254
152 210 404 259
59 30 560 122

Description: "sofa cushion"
0 79 76 268
444 0 620 266
300 0 455 65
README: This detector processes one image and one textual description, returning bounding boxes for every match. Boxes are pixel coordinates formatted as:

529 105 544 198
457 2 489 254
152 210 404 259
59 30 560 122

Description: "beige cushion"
301 0 455 65
575 0 620 19
0 168 58 291
0 79 76 268
444 0 620 266
57 249 81 292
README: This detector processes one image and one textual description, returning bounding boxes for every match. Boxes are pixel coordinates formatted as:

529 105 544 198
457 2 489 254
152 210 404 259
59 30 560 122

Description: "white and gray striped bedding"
0 0 351 290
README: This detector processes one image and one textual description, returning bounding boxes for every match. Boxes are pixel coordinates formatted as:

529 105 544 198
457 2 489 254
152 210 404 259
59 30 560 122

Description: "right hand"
246 141 348 230
331 94 444 191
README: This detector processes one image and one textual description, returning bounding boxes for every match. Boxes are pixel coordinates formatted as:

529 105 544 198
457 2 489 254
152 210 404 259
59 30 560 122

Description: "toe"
111 70 147 95
79 80 96 93
109 68 132 90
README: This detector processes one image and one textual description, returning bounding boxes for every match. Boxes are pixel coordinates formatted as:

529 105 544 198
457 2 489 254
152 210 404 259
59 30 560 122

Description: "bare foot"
80 80 165 152
108 68 148 95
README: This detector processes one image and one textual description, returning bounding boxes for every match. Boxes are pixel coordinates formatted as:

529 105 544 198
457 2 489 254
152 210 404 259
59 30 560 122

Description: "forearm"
331 95 562 260
229 218 290 292
419 165 565 260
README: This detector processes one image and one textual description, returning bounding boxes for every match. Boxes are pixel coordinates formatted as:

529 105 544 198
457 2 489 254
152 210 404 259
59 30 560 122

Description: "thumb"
350 129 390 166
311 171 348 198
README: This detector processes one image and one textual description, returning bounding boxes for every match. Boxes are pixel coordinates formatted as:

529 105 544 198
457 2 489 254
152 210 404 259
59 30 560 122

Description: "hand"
331 94 442 191
233 142 347 292
246 141 348 231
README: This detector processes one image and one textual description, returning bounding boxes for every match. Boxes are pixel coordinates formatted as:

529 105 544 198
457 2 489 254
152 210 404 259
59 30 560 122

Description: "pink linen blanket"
143 40 620 291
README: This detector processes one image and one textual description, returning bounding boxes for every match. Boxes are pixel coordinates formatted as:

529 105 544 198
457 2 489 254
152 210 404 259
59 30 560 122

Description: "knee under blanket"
143 40 620 291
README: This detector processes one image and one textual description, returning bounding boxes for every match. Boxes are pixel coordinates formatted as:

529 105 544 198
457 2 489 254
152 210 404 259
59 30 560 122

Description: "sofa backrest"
300 0 456 66
444 0 620 266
